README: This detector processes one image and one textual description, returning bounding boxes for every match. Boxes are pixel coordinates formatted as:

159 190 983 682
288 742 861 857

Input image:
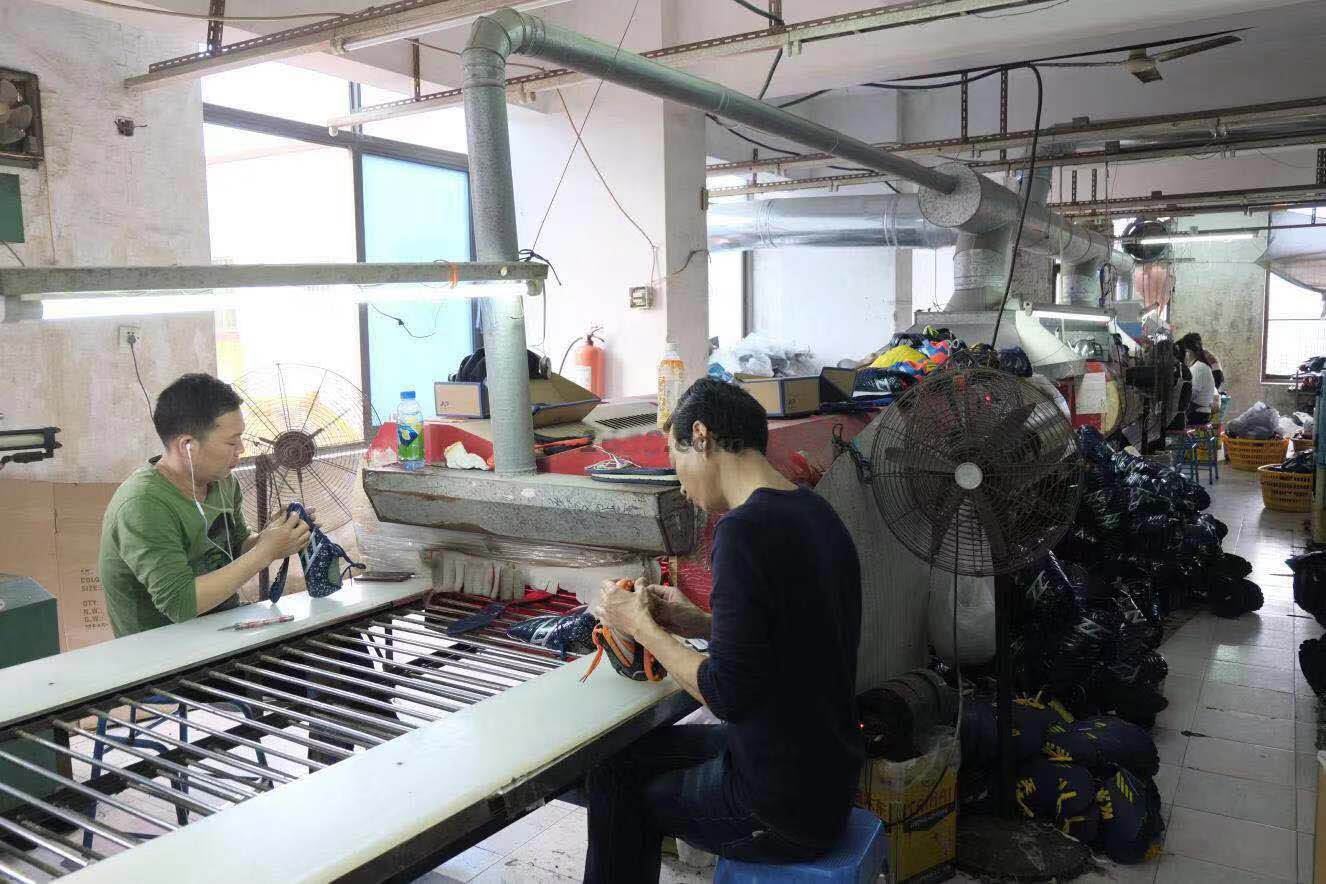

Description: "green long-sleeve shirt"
99 460 250 637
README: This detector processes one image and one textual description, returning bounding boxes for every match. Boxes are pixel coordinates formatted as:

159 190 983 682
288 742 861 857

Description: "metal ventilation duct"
707 194 957 251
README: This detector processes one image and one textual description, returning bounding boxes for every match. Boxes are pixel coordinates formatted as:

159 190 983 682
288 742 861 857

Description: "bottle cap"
401 390 416 399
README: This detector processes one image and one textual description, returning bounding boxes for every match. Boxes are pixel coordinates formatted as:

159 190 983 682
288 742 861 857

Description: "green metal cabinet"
0 574 66 814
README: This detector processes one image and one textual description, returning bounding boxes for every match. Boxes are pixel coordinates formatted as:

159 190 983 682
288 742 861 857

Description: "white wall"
752 246 900 367
0 0 213 483
507 0 709 398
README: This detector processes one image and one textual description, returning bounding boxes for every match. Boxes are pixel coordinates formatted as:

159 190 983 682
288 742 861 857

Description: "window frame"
202 100 478 434
1261 268 1326 383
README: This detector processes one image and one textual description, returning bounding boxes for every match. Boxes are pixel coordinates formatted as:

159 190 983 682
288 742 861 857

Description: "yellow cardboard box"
857 732 958 884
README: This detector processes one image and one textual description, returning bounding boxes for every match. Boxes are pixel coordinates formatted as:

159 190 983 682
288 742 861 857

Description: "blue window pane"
362 155 473 422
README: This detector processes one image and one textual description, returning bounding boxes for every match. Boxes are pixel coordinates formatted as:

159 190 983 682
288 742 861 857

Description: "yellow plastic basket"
1222 435 1290 471
1258 464 1313 513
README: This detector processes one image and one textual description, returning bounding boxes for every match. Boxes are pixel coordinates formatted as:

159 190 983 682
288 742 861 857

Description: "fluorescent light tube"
1134 232 1255 245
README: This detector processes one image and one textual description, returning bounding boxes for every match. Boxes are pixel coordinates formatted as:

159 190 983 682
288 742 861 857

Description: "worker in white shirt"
1179 333 1224 389
1185 346 1218 426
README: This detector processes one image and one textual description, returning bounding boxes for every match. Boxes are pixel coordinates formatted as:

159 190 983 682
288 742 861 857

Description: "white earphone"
186 440 235 563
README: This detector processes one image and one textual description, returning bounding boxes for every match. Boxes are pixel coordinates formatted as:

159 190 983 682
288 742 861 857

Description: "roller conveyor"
0 579 690 882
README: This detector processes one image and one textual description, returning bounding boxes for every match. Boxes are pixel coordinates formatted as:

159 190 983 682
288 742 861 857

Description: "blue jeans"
583 725 826 883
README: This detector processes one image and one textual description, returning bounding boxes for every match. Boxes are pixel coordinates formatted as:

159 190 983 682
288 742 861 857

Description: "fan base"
957 815 1091 881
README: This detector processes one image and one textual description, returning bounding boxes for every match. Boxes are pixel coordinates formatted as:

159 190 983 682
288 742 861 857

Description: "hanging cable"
990 64 1045 347
972 0 1071 17
369 302 449 340
75 0 350 21
727 0 783 25
757 49 783 100
723 0 786 100
127 335 154 423
865 67 1006 90
530 0 643 253
777 89 831 109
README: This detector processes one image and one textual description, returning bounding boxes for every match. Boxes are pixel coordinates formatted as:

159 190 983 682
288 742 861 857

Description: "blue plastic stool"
714 809 889 884
83 696 270 848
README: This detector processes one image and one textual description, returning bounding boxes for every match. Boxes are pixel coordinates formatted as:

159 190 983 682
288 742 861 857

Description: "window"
201 64 474 433
1264 273 1326 378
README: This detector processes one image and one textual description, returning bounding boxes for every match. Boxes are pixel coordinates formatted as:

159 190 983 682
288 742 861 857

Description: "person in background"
1185 347 1218 426
1179 333 1224 389
100 373 311 637
583 378 863 884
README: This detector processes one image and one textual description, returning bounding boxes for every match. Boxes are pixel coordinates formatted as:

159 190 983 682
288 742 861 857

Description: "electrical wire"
530 0 642 254
971 0 1072 18
757 49 783 100
2 241 23 266
865 66 1007 91
709 118 901 192
127 336 154 423
75 0 350 21
727 0 784 25
369 301 449 339
990 63 1045 347
777 89 831 109
519 249 562 353
1255 149 1317 170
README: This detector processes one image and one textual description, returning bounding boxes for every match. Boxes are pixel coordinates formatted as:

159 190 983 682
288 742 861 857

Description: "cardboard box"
434 380 489 419
434 372 600 428
858 735 958 884
0 479 117 652
736 375 821 418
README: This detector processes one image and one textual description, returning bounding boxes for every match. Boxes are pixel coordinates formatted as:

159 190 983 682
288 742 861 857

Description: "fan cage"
871 368 1084 577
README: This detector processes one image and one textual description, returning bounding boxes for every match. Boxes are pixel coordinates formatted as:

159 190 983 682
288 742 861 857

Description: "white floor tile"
1154 853 1293 883
1205 659 1296 692
1172 767 1296 828
1299 789 1316 832
504 810 588 880
1183 736 1295 786
1297 722 1320 753
659 858 713 884
1156 702 1198 731
472 859 578 883
1162 637 1216 660
1155 762 1180 805
1073 860 1159 883
1199 682 1295 720
1191 707 1296 750
1153 727 1189 767
432 846 501 883
1163 675 1206 708
1214 622 1295 649
478 816 547 857
1298 753 1320 791
1300 832 1314 883
1166 652 1212 679
520 802 575 831
1297 696 1320 723
1212 643 1297 672
1165 806 1297 880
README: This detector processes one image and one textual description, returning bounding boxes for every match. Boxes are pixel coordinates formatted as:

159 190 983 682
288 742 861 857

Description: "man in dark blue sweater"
585 378 863 883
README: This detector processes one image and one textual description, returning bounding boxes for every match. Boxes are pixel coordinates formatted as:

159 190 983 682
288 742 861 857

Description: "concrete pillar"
662 104 709 384
893 248 914 331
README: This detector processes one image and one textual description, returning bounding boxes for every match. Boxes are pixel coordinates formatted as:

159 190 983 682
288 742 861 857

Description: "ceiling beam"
1051 183 1326 219
124 0 571 90
323 0 1062 130
707 94 1326 176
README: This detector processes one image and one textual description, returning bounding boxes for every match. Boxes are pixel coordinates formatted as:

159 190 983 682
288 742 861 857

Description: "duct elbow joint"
466 8 540 61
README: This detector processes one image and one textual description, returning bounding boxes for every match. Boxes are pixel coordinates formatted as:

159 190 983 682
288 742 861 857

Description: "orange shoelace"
580 624 665 683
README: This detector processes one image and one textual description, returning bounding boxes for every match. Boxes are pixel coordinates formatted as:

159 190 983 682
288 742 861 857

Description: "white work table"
2 578 685 882
2 577 433 729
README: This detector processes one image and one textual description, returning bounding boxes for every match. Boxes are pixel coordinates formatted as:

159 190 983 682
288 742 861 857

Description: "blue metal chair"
714 808 889 884
83 696 270 847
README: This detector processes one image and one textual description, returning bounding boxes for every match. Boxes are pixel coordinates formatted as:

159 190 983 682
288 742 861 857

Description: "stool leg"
83 716 110 850
174 704 189 826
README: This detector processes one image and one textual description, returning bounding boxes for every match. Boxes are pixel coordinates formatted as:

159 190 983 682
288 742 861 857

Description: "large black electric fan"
873 367 1087 879
229 364 374 597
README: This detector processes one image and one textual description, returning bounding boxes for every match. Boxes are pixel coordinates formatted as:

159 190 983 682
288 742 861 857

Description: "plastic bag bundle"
1096 766 1165 864
1126 487 1171 518
1056 524 1114 566
1299 637 1326 694
1078 426 1117 467
961 698 1068 767
1207 576 1265 619
1226 401 1283 440
1082 487 1126 533
1129 514 1180 557
1016 759 1098 840
1180 520 1223 560
1196 513 1230 541
1043 716 1160 778
1023 555 1082 631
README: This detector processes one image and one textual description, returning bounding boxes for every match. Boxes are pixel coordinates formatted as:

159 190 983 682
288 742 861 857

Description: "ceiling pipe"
707 194 958 252
462 7 1120 471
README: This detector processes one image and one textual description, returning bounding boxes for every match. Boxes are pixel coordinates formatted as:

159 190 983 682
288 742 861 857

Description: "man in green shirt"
100 373 311 637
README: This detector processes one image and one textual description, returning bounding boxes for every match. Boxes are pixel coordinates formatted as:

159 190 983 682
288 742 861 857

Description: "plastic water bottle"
396 390 425 471
657 341 686 430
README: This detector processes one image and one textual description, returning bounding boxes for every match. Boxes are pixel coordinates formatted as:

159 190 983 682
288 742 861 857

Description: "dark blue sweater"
697 486 864 844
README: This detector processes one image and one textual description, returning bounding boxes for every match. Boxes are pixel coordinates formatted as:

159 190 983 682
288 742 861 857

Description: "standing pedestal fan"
230 364 373 599
870 366 1087 879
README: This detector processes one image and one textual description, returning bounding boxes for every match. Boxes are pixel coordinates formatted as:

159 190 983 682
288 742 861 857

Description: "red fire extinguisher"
567 327 605 398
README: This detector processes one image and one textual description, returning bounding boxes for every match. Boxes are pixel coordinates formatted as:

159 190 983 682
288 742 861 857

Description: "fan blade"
973 402 1036 455
925 485 964 561
1151 34 1241 63
882 446 956 475
967 488 1008 563
6 105 31 131
0 80 18 107
0 126 24 146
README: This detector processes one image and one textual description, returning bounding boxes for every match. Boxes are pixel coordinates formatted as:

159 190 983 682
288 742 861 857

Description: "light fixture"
1031 310 1114 324
1132 232 1256 245
0 427 61 467
1 263 545 322
336 0 572 53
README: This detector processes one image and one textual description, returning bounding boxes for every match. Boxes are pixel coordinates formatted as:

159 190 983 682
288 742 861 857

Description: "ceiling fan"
1040 35 1242 84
